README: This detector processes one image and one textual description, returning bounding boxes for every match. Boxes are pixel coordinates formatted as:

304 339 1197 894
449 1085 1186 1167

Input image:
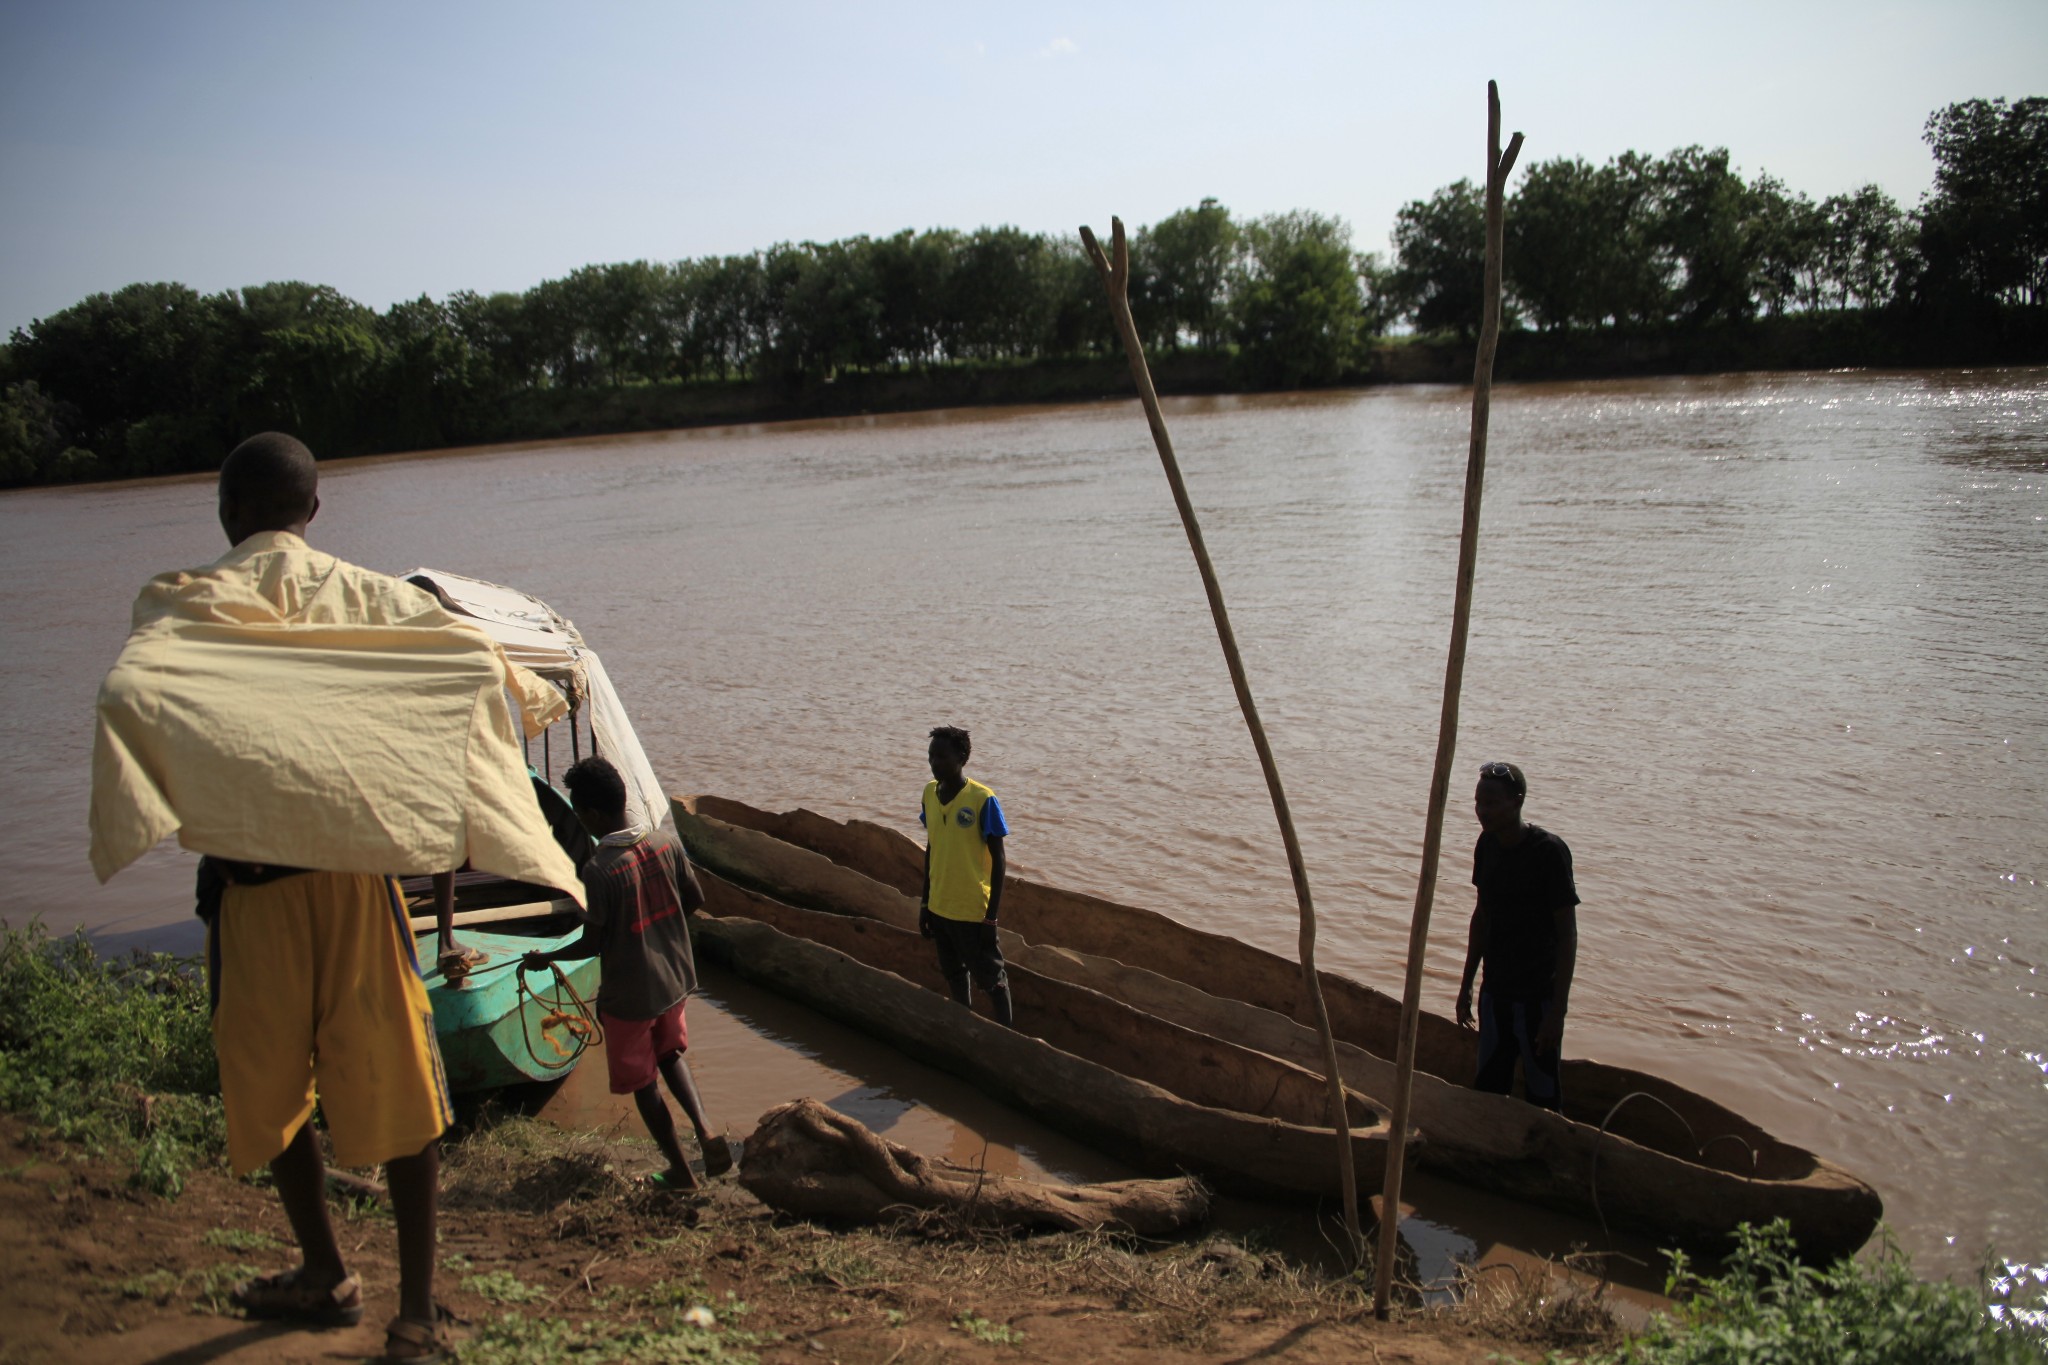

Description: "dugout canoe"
686 870 1412 1203
674 795 1883 1260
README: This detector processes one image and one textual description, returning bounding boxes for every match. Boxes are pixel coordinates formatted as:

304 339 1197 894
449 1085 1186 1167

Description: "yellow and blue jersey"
920 778 1008 921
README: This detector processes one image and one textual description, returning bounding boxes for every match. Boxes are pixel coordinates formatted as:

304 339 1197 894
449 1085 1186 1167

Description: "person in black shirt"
1454 761 1579 1110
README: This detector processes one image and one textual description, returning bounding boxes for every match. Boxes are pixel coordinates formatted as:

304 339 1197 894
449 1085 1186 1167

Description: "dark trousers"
929 916 1008 1003
1473 989 1562 1110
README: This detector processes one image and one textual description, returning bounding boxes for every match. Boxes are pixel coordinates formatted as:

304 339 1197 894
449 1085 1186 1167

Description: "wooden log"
1375 80 1525 1320
1079 216 1363 1264
405 898 578 934
739 1097 1210 1235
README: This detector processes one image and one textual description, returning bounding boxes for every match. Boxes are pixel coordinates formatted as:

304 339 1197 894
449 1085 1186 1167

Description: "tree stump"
738 1098 1210 1235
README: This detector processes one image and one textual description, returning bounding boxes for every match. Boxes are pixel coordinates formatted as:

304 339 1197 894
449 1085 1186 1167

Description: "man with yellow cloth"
90 432 582 1363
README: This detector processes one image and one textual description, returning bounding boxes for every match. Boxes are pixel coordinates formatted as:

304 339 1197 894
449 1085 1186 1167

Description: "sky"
1 0 2043 334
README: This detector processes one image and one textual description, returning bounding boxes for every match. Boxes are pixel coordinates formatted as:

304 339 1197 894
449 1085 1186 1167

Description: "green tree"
0 380 96 485
1648 146 1768 325
1231 211 1364 386
1134 199 1240 353
1916 96 2048 307
1506 154 1664 329
1043 233 1114 358
1386 180 1486 336
6 282 233 476
944 226 1057 362
1748 173 1827 315
1817 186 1909 309
220 283 386 454
862 229 951 369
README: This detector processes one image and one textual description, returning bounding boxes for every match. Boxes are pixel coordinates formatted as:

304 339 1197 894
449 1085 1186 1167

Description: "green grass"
112 1262 259 1315
200 1227 281 1254
458 1310 767 1364
0 923 222 1196
1599 1221 2047 1365
463 1269 548 1305
953 1311 1025 1346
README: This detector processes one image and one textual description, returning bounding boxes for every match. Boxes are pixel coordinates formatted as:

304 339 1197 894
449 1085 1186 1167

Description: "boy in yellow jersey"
918 726 1013 1025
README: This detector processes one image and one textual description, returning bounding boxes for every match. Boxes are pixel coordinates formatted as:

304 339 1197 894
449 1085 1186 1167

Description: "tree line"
1388 97 2045 336
3 96 2040 487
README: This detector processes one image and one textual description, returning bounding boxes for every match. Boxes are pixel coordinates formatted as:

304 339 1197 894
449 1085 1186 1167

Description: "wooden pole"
1373 81 1524 1319
1079 221 1363 1264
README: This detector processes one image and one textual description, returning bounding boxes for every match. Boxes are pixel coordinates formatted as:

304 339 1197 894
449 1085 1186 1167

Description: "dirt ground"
0 1113 1617 1364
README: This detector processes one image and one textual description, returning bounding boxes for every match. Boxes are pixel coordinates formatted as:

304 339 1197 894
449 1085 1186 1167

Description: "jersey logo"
955 806 976 828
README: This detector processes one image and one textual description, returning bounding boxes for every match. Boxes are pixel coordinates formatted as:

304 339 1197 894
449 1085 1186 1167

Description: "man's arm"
1535 903 1578 1056
671 849 705 914
526 893 602 972
984 834 1005 925
1455 898 1488 1028
524 923 600 973
919 841 935 939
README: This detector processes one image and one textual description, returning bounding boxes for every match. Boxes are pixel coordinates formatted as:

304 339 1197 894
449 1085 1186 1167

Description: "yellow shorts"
208 872 453 1174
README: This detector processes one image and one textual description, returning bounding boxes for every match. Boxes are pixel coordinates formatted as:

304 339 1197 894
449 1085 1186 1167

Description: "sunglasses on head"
1478 762 1515 781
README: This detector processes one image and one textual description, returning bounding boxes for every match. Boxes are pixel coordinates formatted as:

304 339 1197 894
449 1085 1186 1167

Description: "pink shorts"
601 999 689 1094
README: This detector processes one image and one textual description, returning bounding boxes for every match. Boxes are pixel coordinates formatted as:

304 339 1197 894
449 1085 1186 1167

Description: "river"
2 368 2042 1283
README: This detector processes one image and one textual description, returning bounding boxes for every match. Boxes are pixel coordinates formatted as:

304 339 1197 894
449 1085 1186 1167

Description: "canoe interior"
684 794 1801 1178
699 873 1381 1132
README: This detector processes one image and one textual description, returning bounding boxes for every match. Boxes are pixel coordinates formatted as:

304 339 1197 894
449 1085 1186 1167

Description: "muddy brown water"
3 370 2042 1287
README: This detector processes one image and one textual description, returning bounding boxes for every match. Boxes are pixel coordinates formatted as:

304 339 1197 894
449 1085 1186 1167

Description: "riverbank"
0 1109 1612 1365
8 307 2045 490
187 306 2048 453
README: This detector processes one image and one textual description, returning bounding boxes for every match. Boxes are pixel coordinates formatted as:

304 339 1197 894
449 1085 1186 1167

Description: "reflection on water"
3 367 2043 1279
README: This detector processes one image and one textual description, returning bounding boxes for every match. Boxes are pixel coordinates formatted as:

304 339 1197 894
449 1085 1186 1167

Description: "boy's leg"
385 1138 439 1326
657 1051 731 1173
973 922 1014 1027
633 1079 697 1182
930 921 974 1005
271 1119 348 1287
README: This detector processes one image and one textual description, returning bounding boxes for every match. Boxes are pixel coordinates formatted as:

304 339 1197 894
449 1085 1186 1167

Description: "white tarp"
400 567 671 832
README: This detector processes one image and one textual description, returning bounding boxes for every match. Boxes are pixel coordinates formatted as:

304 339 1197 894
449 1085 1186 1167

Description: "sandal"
700 1135 736 1178
646 1168 701 1193
436 946 487 984
229 1267 363 1326
380 1313 456 1363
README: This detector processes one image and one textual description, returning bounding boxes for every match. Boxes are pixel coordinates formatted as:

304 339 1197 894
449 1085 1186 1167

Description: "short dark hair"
562 755 628 818
928 726 971 762
218 432 317 529
1477 761 1527 799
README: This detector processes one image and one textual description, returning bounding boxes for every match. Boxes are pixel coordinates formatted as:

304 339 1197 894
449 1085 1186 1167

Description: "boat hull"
421 926 600 1093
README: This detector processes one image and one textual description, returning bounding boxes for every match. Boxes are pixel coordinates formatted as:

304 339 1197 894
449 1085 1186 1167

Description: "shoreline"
6 331 2045 496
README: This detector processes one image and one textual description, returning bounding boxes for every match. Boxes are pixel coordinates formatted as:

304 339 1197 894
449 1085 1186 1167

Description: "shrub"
1616 1220 2046 1364
0 923 222 1195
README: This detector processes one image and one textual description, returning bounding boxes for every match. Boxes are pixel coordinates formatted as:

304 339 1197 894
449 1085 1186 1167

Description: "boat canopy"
402 567 670 833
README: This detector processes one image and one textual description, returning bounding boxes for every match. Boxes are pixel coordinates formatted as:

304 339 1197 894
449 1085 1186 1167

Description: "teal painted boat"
417 919 602 1094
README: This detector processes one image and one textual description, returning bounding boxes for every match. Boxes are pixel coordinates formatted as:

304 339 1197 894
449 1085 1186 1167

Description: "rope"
515 961 600 1072
1588 1091 1760 1245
